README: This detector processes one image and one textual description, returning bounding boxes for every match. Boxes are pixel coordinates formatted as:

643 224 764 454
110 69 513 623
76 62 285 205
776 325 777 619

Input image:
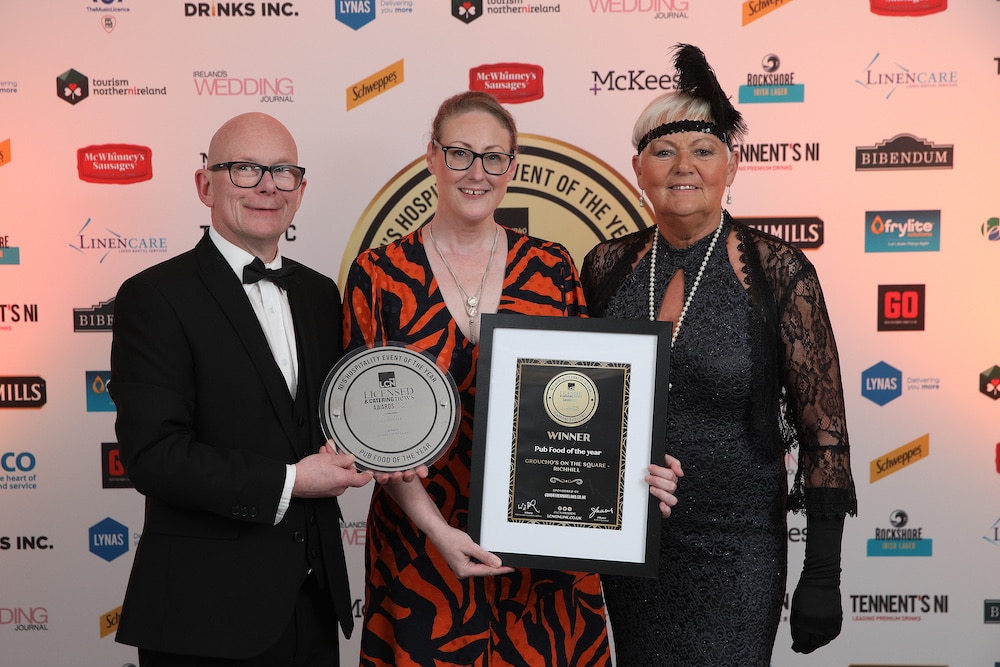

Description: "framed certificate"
468 313 671 577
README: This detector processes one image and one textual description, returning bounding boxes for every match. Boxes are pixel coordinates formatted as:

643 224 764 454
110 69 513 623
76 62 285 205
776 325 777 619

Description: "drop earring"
726 186 732 206
639 190 646 208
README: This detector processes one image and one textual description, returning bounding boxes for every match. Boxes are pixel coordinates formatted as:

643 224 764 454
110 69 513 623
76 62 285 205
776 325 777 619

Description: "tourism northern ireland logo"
453 0 482 22
981 365 1000 400
739 53 803 104
339 134 648 285
865 210 940 252
57 69 89 105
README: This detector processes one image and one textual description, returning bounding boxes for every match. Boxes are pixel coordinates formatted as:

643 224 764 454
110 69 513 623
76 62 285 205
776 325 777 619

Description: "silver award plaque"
319 343 460 472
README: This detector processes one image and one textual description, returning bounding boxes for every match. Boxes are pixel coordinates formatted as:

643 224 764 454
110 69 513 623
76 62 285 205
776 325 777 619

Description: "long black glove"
790 514 845 654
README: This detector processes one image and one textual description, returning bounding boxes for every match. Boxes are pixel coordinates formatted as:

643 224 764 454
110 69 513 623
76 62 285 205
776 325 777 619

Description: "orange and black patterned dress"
343 225 611 667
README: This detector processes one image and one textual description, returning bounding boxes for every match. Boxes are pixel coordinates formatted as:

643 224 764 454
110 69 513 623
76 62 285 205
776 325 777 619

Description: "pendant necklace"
648 211 725 348
428 223 500 345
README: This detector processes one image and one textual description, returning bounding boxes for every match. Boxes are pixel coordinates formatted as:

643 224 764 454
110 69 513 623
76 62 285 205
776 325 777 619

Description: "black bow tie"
242 257 296 291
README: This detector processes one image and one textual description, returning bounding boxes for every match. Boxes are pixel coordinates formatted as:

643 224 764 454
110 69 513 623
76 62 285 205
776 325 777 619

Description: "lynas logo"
88 517 129 562
57 68 89 105
861 361 902 405
453 0 482 23
336 0 375 29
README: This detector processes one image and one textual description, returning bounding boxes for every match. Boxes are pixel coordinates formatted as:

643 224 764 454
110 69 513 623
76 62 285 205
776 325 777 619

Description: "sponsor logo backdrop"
2 2 998 665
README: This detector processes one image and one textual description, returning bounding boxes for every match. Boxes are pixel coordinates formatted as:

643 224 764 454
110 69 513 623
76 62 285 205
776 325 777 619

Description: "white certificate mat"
468 314 671 577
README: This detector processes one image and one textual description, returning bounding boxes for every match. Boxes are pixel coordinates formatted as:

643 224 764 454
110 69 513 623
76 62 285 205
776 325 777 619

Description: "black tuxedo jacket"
110 232 352 658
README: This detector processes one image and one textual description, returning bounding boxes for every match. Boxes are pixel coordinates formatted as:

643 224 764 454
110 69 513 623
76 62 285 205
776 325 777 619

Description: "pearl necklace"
648 211 725 348
427 223 500 345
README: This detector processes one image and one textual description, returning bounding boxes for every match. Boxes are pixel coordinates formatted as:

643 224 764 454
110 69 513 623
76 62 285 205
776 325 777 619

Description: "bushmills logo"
0 377 47 408
741 217 824 249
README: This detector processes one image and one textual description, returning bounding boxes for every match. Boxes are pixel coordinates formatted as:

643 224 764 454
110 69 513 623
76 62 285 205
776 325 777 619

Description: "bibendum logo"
339 134 648 284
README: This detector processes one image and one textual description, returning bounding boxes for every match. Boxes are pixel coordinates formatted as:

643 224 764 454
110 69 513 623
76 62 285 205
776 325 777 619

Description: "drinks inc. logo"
867 509 932 557
877 284 925 331
57 68 89 105
856 134 953 170
865 210 940 253
739 53 804 104
184 2 299 16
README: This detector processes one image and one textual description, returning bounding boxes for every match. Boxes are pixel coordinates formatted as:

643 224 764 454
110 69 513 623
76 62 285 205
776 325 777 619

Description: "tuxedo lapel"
194 235 300 451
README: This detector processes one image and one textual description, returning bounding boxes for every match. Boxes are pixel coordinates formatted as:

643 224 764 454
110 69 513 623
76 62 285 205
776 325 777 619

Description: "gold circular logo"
339 134 649 285
543 370 599 428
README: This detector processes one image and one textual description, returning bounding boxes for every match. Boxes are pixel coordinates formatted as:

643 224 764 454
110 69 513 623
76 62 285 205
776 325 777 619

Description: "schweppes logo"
339 134 649 284
870 433 929 483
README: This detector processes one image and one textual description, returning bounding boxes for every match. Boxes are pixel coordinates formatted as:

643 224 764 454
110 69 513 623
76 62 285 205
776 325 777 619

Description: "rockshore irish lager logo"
77 144 153 184
469 63 544 104
339 134 648 284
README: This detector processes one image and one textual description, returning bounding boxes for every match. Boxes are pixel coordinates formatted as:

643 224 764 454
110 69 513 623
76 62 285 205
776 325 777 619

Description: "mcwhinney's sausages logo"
339 134 649 284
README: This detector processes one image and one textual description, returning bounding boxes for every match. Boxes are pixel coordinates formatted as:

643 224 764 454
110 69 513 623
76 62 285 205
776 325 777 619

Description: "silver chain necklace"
427 223 500 345
648 211 725 348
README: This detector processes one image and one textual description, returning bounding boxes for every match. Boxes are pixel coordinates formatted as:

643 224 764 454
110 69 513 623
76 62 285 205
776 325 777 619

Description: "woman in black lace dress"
580 45 857 666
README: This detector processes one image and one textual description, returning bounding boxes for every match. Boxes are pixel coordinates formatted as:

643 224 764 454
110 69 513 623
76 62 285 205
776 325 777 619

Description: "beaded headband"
636 120 730 155
636 44 746 155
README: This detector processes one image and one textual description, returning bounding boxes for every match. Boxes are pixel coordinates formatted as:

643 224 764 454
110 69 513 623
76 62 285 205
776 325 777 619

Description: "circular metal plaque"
319 343 460 472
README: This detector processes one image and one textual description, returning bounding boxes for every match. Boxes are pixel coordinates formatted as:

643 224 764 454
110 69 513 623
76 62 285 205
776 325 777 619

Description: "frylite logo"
336 0 375 29
56 68 89 105
865 210 940 253
980 365 1000 400
862 361 902 405
453 0 482 23
89 517 129 562
86 371 116 412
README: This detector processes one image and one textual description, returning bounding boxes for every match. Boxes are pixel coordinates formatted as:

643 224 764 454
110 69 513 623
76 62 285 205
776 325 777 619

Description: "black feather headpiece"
636 43 747 153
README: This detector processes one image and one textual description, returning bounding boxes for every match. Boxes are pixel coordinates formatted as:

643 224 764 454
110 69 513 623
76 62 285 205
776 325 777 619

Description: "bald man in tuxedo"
110 112 372 666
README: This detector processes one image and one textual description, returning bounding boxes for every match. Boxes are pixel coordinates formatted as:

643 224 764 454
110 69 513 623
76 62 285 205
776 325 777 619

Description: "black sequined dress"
580 214 857 666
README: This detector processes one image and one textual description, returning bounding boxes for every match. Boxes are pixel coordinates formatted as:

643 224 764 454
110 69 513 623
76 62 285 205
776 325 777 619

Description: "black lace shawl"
581 214 857 518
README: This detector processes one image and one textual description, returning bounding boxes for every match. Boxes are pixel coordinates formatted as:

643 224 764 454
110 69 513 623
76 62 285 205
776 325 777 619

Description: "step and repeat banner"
2 2 998 665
